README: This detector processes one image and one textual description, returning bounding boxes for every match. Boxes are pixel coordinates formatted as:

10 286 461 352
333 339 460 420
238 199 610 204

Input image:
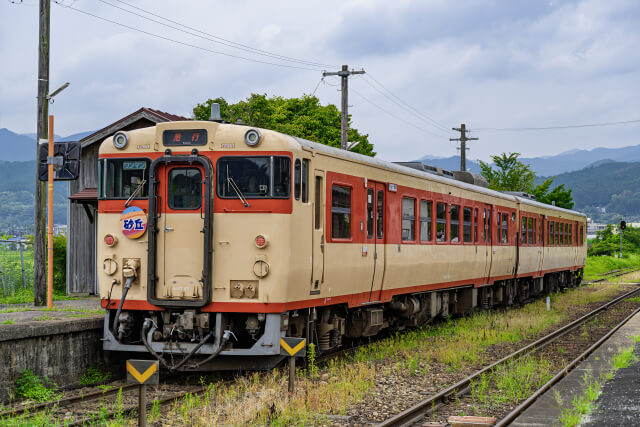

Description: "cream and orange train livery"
99 117 587 370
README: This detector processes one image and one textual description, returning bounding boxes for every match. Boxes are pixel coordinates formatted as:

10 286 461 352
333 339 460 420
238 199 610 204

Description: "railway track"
378 283 640 427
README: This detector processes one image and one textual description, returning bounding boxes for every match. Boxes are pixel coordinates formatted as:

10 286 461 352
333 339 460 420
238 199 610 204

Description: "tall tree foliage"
193 94 375 157
479 152 574 209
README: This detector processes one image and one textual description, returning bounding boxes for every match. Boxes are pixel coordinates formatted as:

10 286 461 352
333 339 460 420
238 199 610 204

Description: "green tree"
193 94 375 156
478 152 536 192
479 152 574 209
531 178 574 209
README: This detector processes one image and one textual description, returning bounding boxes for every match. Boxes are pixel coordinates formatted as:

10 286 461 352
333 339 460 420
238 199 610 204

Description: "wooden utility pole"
34 0 50 306
322 65 365 150
449 123 478 171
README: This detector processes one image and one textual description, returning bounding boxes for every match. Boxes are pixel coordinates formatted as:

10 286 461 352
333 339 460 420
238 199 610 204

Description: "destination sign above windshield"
163 129 207 146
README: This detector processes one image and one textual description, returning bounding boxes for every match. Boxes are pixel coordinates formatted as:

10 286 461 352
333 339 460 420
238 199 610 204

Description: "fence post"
19 241 26 289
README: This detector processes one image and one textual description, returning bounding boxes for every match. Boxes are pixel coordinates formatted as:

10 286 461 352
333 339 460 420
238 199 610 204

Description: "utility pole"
322 65 365 150
34 0 50 306
449 123 478 171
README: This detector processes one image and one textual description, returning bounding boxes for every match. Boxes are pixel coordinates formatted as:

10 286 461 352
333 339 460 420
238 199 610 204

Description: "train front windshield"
98 158 150 199
216 156 291 199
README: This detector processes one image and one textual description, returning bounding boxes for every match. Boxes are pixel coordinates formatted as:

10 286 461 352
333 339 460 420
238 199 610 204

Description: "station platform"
511 310 640 426
0 298 106 402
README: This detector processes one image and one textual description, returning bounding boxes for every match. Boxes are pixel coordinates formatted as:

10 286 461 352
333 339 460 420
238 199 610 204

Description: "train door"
366 181 386 302
310 170 325 294
482 204 493 283
155 163 207 301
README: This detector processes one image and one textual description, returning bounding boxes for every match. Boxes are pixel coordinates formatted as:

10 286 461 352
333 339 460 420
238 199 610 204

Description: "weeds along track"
0 380 210 425
379 280 640 426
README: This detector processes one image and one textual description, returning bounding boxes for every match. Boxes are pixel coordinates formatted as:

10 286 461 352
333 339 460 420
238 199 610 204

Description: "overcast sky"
1 0 639 162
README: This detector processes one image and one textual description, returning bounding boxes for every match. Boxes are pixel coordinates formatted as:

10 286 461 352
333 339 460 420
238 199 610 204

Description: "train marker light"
255 234 268 248
245 129 261 147
113 131 128 149
104 234 117 247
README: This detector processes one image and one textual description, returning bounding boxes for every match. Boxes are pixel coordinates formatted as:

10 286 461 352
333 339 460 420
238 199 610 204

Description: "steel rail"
496 306 640 426
0 383 139 418
378 284 640 427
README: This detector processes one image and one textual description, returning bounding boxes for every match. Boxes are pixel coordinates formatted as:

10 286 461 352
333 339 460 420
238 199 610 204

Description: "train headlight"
244 129 261 147
113 131 128 149
104 234 117 247
255 234 268 248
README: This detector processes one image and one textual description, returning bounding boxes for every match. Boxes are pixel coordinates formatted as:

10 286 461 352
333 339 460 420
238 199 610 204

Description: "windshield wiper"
226 167 250 207
125 169 147 207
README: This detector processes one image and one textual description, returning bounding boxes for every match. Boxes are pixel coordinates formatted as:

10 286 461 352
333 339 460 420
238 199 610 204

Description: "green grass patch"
2 319 14 324
14 369 60 403
583 253 640 282
79 364 112 386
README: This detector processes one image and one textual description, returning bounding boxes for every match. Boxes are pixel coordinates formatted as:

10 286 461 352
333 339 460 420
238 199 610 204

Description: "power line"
51 1 324 71
363 73 452 133
350 87 450 139
472 118 640 132
97 0 337 69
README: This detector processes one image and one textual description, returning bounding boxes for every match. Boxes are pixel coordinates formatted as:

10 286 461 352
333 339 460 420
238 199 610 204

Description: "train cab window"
521 217 527 245
474 208 479 243
402 197 416 241
217 156 291 199
331 185 351 239
451 205 460 243
168 168 202 209
501 213 509 244
528 218 534 245
377 190 384 239
302 159 309 203
436 203 447 242
463 207 472 243
420 200 432 242
367 189 374 239
294 160 301 200
100 158 150 199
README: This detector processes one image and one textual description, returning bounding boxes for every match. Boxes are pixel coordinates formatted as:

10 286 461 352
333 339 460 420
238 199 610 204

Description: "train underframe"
104 268 583 371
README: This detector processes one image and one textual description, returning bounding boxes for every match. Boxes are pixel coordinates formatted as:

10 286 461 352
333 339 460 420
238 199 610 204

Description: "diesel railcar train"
98 116 587 370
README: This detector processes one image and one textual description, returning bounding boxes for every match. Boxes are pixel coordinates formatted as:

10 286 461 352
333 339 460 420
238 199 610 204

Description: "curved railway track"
379 283 640 427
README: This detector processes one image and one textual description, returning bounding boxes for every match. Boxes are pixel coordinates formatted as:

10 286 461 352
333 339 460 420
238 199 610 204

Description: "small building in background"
67 108 188 295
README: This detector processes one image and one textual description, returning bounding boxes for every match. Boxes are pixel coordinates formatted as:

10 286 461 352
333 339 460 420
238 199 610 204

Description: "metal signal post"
449 123 478 171
322 65 365 150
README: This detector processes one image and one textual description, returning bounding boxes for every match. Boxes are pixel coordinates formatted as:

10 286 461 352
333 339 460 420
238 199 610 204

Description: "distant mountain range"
0 128 94 161
417 143 640 177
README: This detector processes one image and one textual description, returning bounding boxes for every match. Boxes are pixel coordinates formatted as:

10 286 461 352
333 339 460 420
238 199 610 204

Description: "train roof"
292 135 586 219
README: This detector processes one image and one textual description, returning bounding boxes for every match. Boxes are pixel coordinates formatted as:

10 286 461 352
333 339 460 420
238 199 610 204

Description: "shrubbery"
588 225 640 257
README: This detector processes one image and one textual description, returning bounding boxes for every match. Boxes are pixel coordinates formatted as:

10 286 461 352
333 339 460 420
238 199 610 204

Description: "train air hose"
141 318 232 371
111 276 135 340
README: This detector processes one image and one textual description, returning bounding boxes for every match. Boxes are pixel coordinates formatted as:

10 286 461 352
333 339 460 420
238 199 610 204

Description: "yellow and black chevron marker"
280 337 306 357
126 360 159 385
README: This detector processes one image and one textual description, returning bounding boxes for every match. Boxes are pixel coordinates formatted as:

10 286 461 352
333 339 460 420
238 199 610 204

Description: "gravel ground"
344 285 640 426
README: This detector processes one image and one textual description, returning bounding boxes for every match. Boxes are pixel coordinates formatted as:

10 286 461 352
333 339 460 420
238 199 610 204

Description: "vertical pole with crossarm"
322 65 366 150
449 124 479 171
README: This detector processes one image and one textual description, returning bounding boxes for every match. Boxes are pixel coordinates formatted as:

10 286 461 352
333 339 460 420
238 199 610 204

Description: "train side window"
560 223 565 245
528 218 534 245
420 200 432 242
377 190 384 239
294 159 301 200
331 185 351 239
487 210 492 244
539 219 543 245
580 225 584 245
549 222 554 245
451 204 460 243
314 176 322 229
463 207 472 243
501 213 508 244
474 208 479 243
367 189 374 239
569 224 572 245
555 222 559 245
402 197 416 241
302 159 309 203
436 203 447 242
521 217 527 245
